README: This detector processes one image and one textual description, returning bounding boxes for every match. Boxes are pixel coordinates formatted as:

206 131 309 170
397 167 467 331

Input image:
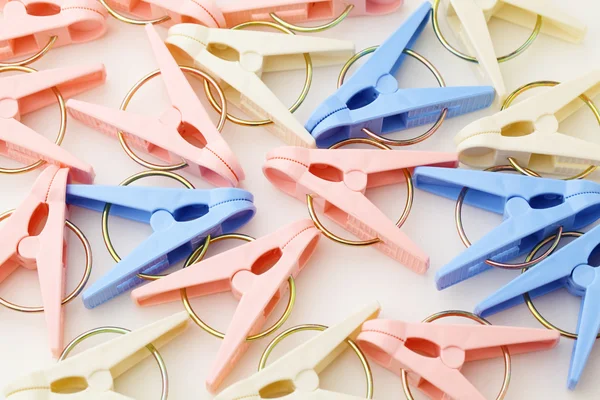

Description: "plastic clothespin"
65 184 256 308
412 167 600 289
475 222 600 389
0 0 108 61
214 302 381 400
132 219 321 392
0 63 105 184
0 166 71 358
264 146 459 273
103 0 225 27
3 311 189 399
357 318 559 399
446 0 587 100
67 25 243 187
218 0 402 28
455 68 600 175
165 23 356 148
306 2 494 148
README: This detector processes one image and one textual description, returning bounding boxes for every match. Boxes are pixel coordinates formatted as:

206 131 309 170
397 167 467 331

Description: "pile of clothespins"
0 0 598 398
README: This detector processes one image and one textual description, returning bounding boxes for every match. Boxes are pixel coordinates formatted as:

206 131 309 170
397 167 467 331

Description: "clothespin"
0 166 72 357
67 25 243 187
65 183 256 308
0 64 105 184
306 2 494 148
357 318 559 399
3 311 189 399
455 68 600 175
0 0 108 62
218 0 402 28
214 302 381 400
264 146 459 273
102 0 225 27
165 23 356 148
475 223 600 389
412 167 600 289
444 0 586 100
132 219 321 392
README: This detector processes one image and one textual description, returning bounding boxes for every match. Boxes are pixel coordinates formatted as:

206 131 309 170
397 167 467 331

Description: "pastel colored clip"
475 223 600 389
0 63 106 183
456 68 600 176
306 2 494 148
132 219 321 392
0 0 108 63
413 167 600 289
218 0 402 28
67 25 243 187
441 0 587 100
214 301 381 400
101 0 225 27
0 166 72 357
264 146 458 273
3 311 189 399
357 317 559 399
165 23 356 148
65 184 256 308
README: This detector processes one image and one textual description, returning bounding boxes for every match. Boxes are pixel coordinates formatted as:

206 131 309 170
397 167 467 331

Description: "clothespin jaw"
0 0 108 61
0 166 70 358
357 318 559 400
165 24 354 148
445 0 586 100
220 0 403 28
132 219 321 392
475 225 600 389
306 2 494 148
455 69 600 175
264 146 459 273
3 312 189 399
67 25 243 187
65 184 256 308
413 167 600 289
0 64 105 183
214 302 381 400
103 0 226 27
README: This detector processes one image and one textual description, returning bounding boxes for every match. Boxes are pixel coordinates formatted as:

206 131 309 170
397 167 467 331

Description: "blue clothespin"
66 185 256 308
305 2 495 148
475 224 600 389
413 166 600 290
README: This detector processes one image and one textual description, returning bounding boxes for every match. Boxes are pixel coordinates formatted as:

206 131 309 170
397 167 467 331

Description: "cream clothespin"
215 302 380 399
455 68 600 176
443 0 586 100
165 24 355 148
3 312 189 399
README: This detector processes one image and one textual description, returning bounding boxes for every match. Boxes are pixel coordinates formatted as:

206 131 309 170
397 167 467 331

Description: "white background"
1 0 600 398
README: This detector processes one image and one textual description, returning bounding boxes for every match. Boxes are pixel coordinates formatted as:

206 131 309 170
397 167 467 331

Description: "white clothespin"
165 24 355 148
3 312 189 399
445 0 587 100
215 302 381 399
455 68 600 175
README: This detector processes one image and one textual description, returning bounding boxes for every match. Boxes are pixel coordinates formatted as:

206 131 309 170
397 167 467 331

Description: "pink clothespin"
0 166 74 358
263 147 458 273
0 0 108 62
0 64 105 183
357 319 560 399
67 24 243 187
102 0 225 27
131 219 322 392
219 0 403 28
